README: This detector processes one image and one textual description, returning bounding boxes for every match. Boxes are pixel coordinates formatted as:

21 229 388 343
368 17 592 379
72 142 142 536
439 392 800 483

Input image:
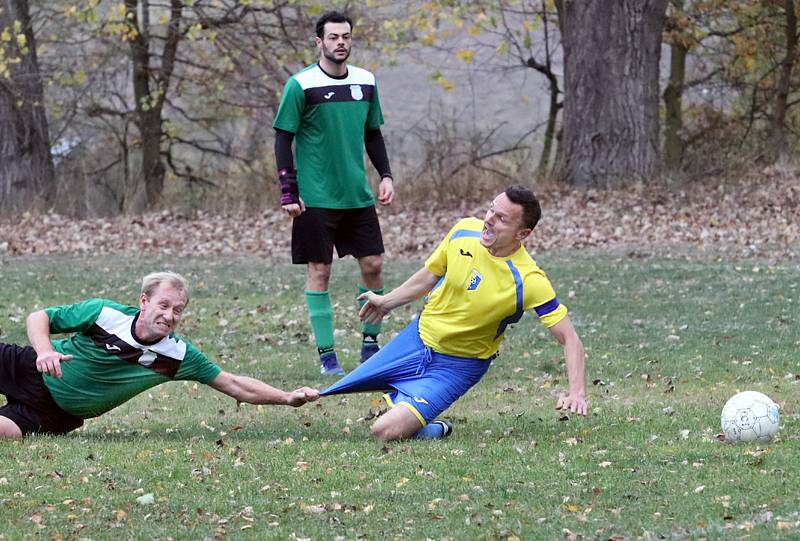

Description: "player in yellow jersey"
320 186 586 440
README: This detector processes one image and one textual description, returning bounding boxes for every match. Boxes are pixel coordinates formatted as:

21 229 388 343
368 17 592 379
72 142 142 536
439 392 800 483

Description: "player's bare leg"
371 405 452 441
0 416 23 439
357 255 382 290
306 262 332 291
371 405 423 441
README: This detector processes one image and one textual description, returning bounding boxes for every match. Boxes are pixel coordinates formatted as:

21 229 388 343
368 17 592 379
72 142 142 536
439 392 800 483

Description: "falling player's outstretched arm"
549 316 588 416
208 371 319 407
358 267 440 324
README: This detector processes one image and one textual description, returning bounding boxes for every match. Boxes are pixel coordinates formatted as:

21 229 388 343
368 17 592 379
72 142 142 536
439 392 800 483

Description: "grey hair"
141 271 190 302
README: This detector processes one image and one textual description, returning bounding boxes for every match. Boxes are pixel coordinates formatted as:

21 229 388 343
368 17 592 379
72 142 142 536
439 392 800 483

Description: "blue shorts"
320 319 492 425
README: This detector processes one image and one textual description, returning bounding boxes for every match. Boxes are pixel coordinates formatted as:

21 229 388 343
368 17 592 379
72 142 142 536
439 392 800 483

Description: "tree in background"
125 0 180 211
766 0 797 161
33 0 324 215
3 1 798 217
555 0 670 187
661 0 799 174
488 0 562 177
0 0 55 215
663 0 690 171
377 0 564 197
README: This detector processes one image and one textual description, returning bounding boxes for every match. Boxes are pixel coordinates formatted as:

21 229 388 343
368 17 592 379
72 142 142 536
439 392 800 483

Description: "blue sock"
414 422 446 439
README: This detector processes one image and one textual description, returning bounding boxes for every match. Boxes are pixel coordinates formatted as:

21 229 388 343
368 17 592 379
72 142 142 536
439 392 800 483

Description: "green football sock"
357 284 384 339
305 290 334 351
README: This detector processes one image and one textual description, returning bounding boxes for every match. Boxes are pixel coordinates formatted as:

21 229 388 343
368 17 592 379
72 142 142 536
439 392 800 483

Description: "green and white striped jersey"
273 63 384 209
43 299 221 419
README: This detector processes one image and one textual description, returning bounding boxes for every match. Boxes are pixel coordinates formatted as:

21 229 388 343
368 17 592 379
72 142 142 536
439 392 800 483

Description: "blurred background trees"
0 0 797 216
1 0 54 214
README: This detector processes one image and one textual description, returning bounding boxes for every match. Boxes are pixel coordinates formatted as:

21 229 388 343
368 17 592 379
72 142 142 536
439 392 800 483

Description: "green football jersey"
273 63 384 209
43 299 221 419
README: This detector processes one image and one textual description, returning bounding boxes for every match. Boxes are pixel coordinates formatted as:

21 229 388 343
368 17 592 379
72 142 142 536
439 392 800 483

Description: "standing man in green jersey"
0 272 319 439
273 10 395 376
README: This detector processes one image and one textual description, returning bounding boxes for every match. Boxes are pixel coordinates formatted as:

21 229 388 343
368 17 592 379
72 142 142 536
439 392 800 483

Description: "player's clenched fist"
286 386 320 407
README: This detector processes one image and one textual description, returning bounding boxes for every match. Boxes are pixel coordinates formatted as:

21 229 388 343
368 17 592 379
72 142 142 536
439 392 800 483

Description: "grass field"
0 252 797 540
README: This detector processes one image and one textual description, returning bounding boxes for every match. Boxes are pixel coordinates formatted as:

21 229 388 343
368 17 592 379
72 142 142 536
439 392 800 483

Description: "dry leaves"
1 172 798 260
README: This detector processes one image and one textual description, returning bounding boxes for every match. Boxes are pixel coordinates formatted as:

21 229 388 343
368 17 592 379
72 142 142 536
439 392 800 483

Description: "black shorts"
291 206 385 264
0 343 83 436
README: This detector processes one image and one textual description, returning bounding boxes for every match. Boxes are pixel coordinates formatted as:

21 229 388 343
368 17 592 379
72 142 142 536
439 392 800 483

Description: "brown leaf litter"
1 170 797 261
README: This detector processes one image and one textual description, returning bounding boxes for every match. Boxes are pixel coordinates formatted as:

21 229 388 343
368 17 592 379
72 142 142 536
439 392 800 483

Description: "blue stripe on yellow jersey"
420 217 567 359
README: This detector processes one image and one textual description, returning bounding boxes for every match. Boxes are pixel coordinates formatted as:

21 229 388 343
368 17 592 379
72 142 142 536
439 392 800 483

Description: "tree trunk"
0 0 55 215
663 0 688 171
124 0 181 211
534 0 561 178
537 70 561 177
556 0 669 187
767 0 798 162
522 40 562 178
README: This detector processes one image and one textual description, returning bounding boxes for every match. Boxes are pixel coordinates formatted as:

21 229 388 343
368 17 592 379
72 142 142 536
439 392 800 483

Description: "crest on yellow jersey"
467 269 483 291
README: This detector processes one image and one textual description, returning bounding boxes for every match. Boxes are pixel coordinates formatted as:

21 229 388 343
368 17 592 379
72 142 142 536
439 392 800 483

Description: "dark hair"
505 185 541 230
316 11 353 38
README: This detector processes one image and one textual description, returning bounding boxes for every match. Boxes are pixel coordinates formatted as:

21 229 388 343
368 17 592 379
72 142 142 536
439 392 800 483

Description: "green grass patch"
0 253 798 540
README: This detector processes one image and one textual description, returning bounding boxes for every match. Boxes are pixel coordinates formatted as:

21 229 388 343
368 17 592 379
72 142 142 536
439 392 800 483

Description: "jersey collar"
317 62 349 80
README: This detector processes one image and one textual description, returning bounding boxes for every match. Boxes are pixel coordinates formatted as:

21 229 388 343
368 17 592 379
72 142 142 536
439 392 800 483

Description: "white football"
720 391 780 443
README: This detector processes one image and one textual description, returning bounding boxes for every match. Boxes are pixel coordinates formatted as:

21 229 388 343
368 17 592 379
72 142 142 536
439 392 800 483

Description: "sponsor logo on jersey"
324 91 335 99
139 350 157 367
350 84 363 100
467 269 483 291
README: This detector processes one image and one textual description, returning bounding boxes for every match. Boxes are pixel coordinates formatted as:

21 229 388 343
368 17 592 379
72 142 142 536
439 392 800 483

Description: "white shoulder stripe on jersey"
96 306 188 359
295 65 376 90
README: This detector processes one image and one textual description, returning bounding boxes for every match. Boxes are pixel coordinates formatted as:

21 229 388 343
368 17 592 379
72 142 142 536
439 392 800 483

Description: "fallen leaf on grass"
300 503 326 514
562 528 579 540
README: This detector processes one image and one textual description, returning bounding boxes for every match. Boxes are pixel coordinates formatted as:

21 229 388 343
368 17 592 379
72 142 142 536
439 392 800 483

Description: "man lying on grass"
0 271 319 438
321 185 587 440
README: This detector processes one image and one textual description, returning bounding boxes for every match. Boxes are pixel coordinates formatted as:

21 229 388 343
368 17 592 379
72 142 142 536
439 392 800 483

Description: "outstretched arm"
208 371 319 406
548 316 587 416
26 310 73 378
358 267 440 325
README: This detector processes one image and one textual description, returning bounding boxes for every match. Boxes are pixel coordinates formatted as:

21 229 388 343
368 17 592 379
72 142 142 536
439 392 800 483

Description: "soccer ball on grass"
720 391 779 443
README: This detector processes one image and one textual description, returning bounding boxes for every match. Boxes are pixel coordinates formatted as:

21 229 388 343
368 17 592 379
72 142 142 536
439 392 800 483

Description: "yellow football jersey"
419 217 567 359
